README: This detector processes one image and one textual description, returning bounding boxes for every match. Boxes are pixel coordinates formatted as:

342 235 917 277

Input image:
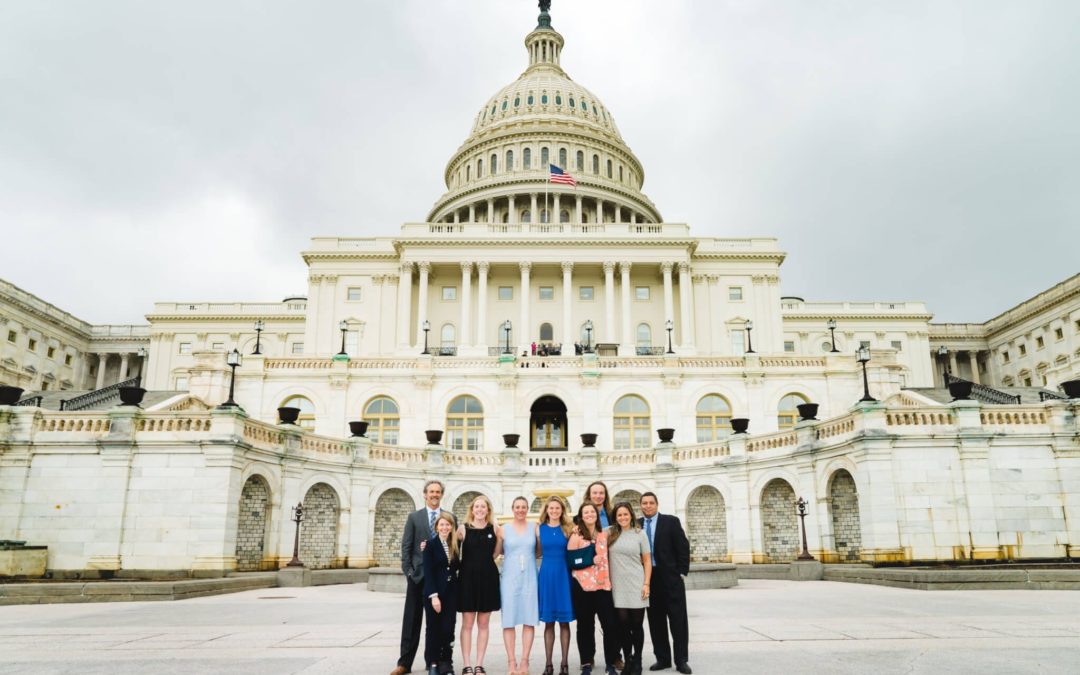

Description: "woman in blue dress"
537 495 575 675
501 496 539 675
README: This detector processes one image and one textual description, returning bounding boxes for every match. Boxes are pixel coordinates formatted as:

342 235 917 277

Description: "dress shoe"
391 667 410 675
649 663 670 672
675 664 692 674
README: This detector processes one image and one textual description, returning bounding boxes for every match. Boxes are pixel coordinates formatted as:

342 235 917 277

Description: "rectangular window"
635 286 650 301
291 342 304 354
1018 343 1027 356
178 342 191 354
730 329 745 355
175 376 189 390
498 286 513 301
1055 327 1064 340
64 354 73 366
728 286 743 301
579 286 594 301
442 286 457 301
1002 351 1010 363
211 342 225 351
891 340 903 351
347 287 363 301
47 346 55 358
539 286 554 300
345 331 359 356
1023 377 1032 387
1036 336 1045 349
6 330 15 343
28 338 37 351
783 340 795 353
1075 319 1080 332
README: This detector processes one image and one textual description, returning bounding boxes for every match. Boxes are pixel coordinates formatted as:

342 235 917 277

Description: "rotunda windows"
477 159 483 178
491 153 498 174
576 151 584 171
777 393 809 430
696 395 732 442
521 210 531 223
506 150 514 171
613 395 650 450
523 148 532 169
364 396 400 445
581 100 588 111
541 147 549 166
527 93 534 105
569 96 575 108
560 209 570 223
502 100 508 111
606 159 613 178
592 154 599 174
555 94 562 105
558 148 567 168
514 96 520 107
542 93 549 104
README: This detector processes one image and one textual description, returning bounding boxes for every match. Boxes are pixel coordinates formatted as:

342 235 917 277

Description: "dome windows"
576 151 584 171
541 93 549 105
592 154 599 174
558 148 567 168
491 104 496 116
541 147 549 166
581 100 588 111
491 153 498 174
513 96 520 108
569 96 575 108
477 158 484 178
606 159 613 179
506 150 514 171
527 93 534 105
501 100 508 111
555 94 562 106
523 148 532 169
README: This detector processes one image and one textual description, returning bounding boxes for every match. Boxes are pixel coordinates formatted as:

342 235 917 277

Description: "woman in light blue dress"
501 496 539 675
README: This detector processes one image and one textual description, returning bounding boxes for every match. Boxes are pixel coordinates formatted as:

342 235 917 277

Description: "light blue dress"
500 521 539 627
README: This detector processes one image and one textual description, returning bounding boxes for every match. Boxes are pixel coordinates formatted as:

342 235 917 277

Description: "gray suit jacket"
401 507 453 583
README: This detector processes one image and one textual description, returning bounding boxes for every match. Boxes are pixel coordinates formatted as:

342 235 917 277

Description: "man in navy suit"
639 492 692 674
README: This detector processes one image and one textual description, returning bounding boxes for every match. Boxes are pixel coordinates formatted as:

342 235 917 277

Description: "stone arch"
612 489 643 519
373 488 414 567
828 469 862 562
760 478 798 563
235 475 271 571
299 482 341 570
686 485 727 562
453 491 485 525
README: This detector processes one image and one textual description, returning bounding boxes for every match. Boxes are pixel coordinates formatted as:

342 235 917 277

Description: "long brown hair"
543 495 572 537
585 480 612 518
575 502 600 542
434 512 460 560
606 501 639 548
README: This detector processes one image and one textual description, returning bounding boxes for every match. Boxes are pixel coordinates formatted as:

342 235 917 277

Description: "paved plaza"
0 580 1077 674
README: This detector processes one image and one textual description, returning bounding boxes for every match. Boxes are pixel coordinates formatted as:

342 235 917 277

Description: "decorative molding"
561 261 574 274
603 261 616 274
519 261 532 273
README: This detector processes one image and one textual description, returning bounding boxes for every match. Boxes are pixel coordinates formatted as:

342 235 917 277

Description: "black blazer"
422 535 460 609
401 507 453 583
640 513 690 577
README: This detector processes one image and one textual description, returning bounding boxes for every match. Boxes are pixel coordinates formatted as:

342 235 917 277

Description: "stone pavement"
0 580 1077 674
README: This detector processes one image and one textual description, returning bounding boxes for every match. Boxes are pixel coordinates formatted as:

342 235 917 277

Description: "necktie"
429 510 437 536
646 517 655 566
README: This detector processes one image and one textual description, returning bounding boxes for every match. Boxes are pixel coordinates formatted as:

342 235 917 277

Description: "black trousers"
646 568 689 666
424 599 458 671
397 576 425 669
571 578 619 667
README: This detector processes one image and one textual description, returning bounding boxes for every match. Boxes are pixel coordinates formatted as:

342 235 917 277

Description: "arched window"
364 396 400 445
477 159 483 178
541 147 549 166
521 210 531 224
447 395 483 451
636 323 652 348
541 93 549 104
539 323 554 342
441 324 456 347
555 94 562 105
501 99 508 111
592 154 599 174
466 165 471 181
606 159 613 178
582 100 588 111
527 93 534 105
613 395 651 450
513 96 520 108
506 150 514 170
569 96 576 108
576 150 584 171
777 393 808 430
491 153 498 174
559 148 567 168
619 166 624 182
281 395 316 430
560 209 570 223
524 147 532 169
540 208 550 224
696 395 732 442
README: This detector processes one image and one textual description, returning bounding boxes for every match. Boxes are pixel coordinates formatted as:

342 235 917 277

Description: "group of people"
392 481 692 675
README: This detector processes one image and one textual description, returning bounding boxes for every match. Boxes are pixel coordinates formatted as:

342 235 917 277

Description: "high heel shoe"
543 665 554 675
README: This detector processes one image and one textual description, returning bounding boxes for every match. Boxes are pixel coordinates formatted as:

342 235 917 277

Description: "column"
661 261 674 332
454 209 461 224
561 262 574 348
468 204 475 222
508 196 516 224
553 193 561 226
415 262 430 348
530 193 538 225
487 198 495 224
95 353 108 389
619 261 633 352
397 262 413 350
476 262 489 350
519 262 532 352
575 195 583 224
603 261 616 343
615 204 622 224
118 353 130 381
459 262 473 348
707 275 723 353
678 262 695 349
595 199 602 225
948 350 958 378
968 351 981 384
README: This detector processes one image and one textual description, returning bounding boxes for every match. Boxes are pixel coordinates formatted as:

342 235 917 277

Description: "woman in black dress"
456 494 502 674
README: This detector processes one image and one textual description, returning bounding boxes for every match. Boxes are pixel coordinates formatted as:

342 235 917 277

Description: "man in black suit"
639 492 692 674
392 479 452 675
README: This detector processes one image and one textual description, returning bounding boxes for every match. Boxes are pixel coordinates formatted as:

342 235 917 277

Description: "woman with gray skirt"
605 502 651 675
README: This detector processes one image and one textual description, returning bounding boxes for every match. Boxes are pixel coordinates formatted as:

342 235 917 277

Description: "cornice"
145 314 306 323
301 251 400 264
783 312 934 322
392 237 698 249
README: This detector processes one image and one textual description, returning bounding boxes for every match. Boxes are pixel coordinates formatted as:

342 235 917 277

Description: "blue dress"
537 523 575 622
500 522 539 627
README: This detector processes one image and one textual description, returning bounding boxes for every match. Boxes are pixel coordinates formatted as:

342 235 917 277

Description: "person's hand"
642 584 650 600
432 597 441 614
420 540 427 551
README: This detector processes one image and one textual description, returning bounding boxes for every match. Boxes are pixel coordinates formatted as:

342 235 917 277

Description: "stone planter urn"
348 420 369 437
656 428 675 443
502 433 520 448
277 406 301 425
730 418 750 434
0 386 24 405
580 433 598 448
117 386 147 407
948 380 974 401
425 429 444 445
1061 379 1080 399
796 403 819 421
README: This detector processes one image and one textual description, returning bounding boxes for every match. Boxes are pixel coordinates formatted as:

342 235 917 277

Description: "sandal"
462 669 473 675
474 668 487 675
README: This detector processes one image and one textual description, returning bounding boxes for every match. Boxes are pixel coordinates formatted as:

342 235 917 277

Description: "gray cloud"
1 0 1076 323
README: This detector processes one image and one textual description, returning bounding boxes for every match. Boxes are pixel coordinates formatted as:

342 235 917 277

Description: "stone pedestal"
789 560 824 581
683 563 738 589
277 566 312 587
368 567 408 593
0 544 47 577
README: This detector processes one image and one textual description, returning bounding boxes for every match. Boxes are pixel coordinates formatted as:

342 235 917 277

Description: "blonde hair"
434 512 460 560
543 495 572 537
465 495 496 528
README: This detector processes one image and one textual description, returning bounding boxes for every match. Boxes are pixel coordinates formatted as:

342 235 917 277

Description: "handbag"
566 542 596 570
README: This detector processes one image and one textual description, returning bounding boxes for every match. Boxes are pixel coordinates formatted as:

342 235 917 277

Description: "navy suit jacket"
422 535 460 609
640 513 691 578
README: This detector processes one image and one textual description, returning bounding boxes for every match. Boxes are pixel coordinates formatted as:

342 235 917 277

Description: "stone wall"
761 479 798 562
613 489 643 518
373 488 413 567
829 470 862 562
235 476 270 571
687 485 727 562
299 483 339 570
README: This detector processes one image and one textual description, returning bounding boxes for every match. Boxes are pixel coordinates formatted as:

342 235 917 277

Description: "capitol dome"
427 2 662 226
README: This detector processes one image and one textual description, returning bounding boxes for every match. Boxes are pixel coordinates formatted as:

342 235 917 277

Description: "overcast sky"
1 0 1076 325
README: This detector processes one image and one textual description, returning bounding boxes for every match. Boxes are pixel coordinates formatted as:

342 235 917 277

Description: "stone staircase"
15 388 186 411
904 386 1066 405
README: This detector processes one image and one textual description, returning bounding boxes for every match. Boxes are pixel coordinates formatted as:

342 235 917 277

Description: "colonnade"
437 192 653 227
86 352 144 390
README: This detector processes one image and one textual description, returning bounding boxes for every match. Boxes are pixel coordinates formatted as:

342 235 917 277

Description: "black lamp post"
584 319 593 353
937 345 950 386
287 502 304 567
136 346 147 387
219 349 242 408
665 318 674 354
253 319 264 355
337 320 348 357
745 320 755 354
795 497 816 561
856 345 877 402
827 319 839 353
421 320 431 355
502 320 512 355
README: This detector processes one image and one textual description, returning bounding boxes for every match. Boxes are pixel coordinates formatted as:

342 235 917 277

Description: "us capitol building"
2 3 1078 576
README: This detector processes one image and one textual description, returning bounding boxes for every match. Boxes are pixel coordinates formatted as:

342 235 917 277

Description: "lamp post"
287 502 304 567
827 318 839 353
795 497 816 561
745 320 755 354
856 345 877 402
584 319 593 353
219 349 242 408
421 320 431 355
253 320 264 355
665 318 674 354
937 345 950 386
502 320 512 355
136 347 147 387
336 320 348 357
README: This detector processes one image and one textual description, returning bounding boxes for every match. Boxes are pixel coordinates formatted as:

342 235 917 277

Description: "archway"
612 489 643 518
373 488 413 567
299 483 340 569
828 470 862 562
531 395 568 452
760 479 798 562
687 486 727 562
235 475 271 571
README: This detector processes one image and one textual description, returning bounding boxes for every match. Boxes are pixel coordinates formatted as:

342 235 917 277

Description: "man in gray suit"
392 479 453 675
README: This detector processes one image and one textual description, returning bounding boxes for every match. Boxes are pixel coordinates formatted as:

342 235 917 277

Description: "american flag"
549 164 576 187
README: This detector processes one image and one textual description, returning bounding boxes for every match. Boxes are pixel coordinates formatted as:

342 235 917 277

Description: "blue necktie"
645 517 655 565
429 510 437 536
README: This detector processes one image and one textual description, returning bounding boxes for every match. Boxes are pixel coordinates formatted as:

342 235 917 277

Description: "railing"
15 395 43 407
1039 390 1067 402
945 373 1021 405
60 376 140 411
